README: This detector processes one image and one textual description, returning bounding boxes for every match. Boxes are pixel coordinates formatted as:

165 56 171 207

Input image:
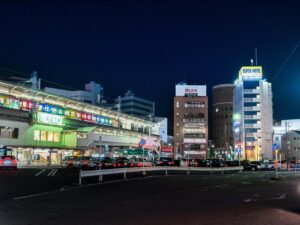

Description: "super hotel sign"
239 66 263 81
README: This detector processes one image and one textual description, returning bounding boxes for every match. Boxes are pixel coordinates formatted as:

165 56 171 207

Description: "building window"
47 132 54 142
34 130 40 141
53 132 60 142
176 112 179 116
40 131 47 141
176 102 179 108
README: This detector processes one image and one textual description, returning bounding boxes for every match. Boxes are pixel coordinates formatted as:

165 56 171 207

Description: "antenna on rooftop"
255 48 258 66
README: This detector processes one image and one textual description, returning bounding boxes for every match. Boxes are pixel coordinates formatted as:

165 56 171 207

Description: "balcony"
244 115 260 120
183 118 205 123
244 106 260 111
244 123 261 129
244 98 260 103
243 89 260 94
183 138 206 144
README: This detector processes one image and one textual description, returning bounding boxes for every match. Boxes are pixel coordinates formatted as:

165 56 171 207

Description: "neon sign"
36 112 63 126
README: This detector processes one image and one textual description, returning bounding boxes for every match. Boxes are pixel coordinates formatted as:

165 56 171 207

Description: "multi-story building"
212 84 235 158
173 83 208 159
281 130 300 161
152 117 168 144
0 80 160 166
273 119 300 154
45 81 103 105
233 66 273 160
116 90 155 118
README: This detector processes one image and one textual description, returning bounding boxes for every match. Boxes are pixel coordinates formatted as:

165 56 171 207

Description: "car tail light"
137 162 143 167
0 160 3 164
12 160 17 164
113 163 116 167
118 163 121 167
130 163 134 167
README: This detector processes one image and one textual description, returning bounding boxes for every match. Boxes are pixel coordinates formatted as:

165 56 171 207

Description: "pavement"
0 169 300 225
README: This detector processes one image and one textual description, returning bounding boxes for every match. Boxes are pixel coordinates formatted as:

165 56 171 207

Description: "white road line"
34 169 45 177
271 193 287 200
242 181 251 184
52 169 58 176
47 169 55 176
244 199 252 203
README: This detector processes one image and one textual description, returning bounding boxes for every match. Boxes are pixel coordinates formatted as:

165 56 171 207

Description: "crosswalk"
35 169 58 177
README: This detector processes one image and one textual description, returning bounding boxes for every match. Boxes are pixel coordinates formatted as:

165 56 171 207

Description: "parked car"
188 159 198 167
210 158 225 167
243 161 261 171
155 157 175 166
73 156 91 169
61 156 75 168
129 158 152 167
196 159 209 167
114 157 131 168
0 155 17 170
88 157 113 170
226 160 240 167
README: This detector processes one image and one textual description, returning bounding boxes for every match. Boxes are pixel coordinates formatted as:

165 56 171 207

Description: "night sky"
0 0 299 131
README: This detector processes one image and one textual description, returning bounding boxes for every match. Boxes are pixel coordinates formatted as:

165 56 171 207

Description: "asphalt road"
0 169 300 225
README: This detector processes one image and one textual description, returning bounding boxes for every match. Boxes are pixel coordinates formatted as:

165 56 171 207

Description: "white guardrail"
79 166 243 185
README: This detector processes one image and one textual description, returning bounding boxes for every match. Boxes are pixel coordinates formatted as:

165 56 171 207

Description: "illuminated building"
0 81 160 165
173 83 208 159
116 90 155 118
45 81 103 105
233 66 273 160
212 84 235 159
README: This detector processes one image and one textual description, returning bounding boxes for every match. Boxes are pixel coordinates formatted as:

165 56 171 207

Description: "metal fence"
79 166 243 185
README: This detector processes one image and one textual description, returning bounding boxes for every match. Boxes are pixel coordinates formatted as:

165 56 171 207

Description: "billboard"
36 112 63 126
175 85 206 97
239 66 263 81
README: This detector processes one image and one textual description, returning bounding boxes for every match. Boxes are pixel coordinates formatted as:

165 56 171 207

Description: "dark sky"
0 0 299 127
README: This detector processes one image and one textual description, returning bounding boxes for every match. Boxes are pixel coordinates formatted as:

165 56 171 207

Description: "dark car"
196 159 208 167
210 158 225 167
114 157 130 168
226 160 240 167
88 157 113 170
73 156 91 169
243 161 261 171
154 157 175 166
62 156 75 168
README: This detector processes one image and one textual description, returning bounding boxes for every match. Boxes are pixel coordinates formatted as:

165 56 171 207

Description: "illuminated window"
176 112 179 116
34 130 40 141
53 132 60 142
47 131 54 142
41 131 47 141
176 102 179 108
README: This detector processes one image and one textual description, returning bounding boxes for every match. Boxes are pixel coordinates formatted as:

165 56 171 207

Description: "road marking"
47 169 55 176
244 199 252 203
52 169 58 176
242 181 251 184
271 193 287 200
35 169 45 177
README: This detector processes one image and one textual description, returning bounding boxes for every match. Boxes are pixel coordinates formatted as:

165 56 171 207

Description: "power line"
271 40 300 82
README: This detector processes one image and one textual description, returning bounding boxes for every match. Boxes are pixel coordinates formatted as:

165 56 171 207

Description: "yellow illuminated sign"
239 66 263 81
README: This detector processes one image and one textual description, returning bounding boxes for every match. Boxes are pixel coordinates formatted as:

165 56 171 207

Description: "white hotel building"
233 66 273 160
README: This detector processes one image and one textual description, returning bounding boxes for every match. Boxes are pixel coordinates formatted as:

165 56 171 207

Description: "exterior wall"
0 119 30 146
212 84 235 152
281 131 300 160
174 96 208 159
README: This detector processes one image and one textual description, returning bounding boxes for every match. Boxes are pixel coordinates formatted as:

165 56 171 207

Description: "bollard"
187 169 190 175
124 171 127 179
143 170 146 176
79 170 82 186
221 169 224 175
99 175 103 182
165 169 168 176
